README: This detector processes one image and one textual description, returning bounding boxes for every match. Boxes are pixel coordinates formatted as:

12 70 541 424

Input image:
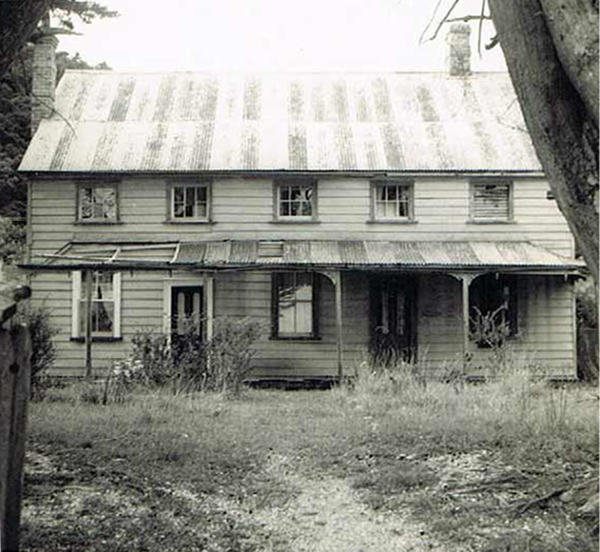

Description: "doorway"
369 275 418 365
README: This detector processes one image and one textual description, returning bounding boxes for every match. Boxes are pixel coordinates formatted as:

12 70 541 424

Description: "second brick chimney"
31 31 59 137
446 23 471 77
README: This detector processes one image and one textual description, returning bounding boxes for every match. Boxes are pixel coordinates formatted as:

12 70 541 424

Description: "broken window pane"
279 183 314 218
79 186 117 221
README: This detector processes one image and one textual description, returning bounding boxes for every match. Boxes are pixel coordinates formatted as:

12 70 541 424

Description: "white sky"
57 0 507 72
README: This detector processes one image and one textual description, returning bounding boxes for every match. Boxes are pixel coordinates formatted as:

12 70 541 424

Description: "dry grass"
21 369 599 551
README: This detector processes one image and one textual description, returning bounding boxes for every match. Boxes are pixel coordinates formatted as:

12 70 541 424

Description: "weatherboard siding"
417 275 576 377
29 175 573 261
28 174 576 378
29 270 575 378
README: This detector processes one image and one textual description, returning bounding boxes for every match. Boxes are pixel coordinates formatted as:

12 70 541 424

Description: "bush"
204 317 264 395
16 306 58 400
119 316 264 396
0 217 26 265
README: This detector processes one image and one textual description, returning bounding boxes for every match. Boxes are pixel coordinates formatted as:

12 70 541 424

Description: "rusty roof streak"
288 124 306 170
108 78 136 122
243 76 261 121
21 71 544 173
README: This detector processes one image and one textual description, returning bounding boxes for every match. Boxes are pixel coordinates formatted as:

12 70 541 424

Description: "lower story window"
469 274 518 347
72 271 121 339
272 272 318 338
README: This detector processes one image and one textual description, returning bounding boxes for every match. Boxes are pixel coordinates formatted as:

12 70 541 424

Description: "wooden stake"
335 271 344 380
462 276 470 361
84 269 93 379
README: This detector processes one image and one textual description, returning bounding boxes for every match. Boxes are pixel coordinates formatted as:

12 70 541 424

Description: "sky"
57 0 507 73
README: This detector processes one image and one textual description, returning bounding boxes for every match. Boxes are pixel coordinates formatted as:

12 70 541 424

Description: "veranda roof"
19 71 542 174
21 240 583 273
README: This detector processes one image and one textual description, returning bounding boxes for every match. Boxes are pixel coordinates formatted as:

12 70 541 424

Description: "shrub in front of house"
16 305 59 400
112 316 263 397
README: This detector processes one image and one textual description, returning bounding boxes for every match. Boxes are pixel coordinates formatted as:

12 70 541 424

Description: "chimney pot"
447 23 471 77
31 33 59 136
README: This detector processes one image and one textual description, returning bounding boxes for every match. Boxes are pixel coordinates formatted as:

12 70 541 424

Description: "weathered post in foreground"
0 326 32 551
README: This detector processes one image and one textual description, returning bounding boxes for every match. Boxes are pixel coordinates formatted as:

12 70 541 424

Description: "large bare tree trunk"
488 0 599 285
0 0 51 78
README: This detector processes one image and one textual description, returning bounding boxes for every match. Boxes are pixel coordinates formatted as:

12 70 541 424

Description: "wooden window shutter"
472 182 512 221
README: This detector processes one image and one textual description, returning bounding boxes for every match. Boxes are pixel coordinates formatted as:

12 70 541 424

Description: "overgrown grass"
22 367 599 552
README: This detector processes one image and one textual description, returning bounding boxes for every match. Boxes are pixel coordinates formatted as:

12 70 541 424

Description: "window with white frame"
272 272 318 338
471 181 513 221
372 181 414 220
170 183 210 221
72 271 121 339
276 181 316 220
78 184 118 222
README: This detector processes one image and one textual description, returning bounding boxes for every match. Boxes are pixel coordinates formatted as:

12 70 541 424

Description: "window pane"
196 202 207 218
80 188 93 219
398 199 409 217
94 302 114 333
96 272 113 301
387 186 397 200
196 187 207 203
279 184 313 217
279 300 295 333
295 273 312 300
185 187 195 217
80 187 116 220
300 201 312 216
276 273 315 336
295 302 312 334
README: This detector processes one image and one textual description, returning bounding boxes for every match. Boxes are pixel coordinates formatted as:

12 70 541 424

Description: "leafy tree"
0 49 110 226
0 1 117 79
427 0 599 286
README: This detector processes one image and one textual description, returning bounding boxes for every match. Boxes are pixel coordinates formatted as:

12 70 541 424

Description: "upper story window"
169 182 211 222
72 270 121 340
371 181 414 222
275 180 318 221
272 271 319 339
78 183 118 223
470 181 513 222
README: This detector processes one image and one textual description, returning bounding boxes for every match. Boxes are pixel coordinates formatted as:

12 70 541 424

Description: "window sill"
366 219 418 225
270 335 322 342
71 336 123 343
270 219 320 225
74 221 123 226
163 220 215 225
467 220 516 225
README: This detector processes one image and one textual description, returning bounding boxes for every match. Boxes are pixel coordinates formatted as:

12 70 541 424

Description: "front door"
370 275 417 365
171 286 204 353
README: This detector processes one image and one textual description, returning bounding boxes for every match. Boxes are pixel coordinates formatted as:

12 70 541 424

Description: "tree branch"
422 0 461 44
539 0 599 126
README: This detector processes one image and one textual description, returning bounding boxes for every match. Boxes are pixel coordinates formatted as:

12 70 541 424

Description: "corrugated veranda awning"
20 240 584 273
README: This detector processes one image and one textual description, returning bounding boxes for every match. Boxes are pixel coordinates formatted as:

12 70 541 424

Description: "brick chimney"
446 23 471 77
31 32 59 136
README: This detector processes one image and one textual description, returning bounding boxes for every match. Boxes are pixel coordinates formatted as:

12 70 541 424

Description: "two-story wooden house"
19 25 582 381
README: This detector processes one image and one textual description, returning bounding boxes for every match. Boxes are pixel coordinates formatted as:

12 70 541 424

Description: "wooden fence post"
0 325 32 552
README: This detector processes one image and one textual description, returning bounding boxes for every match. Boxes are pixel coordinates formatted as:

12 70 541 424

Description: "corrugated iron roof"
19 71 542 173
27 240 582 272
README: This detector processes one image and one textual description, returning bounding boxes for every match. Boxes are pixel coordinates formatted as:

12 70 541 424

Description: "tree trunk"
488 0 599 286
0 0 51 78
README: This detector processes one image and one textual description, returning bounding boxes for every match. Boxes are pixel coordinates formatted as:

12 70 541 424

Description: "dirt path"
210 453 443 552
